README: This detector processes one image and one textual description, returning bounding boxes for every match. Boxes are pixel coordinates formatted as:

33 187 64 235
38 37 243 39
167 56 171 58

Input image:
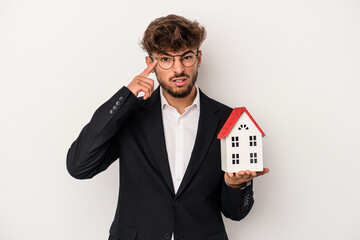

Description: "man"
67 14 269 240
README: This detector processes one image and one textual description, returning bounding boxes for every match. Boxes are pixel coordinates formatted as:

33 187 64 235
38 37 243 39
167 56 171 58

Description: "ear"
196 50 202 68
145 56 155 73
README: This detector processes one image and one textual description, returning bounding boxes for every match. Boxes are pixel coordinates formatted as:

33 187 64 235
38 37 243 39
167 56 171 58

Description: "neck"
162 86 197 115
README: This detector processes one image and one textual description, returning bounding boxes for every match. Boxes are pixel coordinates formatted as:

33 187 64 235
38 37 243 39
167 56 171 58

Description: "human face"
147 49 202 98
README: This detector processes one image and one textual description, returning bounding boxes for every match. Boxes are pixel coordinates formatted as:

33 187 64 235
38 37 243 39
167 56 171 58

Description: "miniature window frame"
231 136 239 147
232 153 240 164
250 153 257 164
249 135 257 146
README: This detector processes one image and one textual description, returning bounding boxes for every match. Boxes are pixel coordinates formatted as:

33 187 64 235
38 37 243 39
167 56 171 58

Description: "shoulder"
199 88 233 119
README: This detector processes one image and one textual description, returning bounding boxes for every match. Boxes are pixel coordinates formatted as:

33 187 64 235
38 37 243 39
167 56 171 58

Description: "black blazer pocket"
206 230 228 240
109 221 138 240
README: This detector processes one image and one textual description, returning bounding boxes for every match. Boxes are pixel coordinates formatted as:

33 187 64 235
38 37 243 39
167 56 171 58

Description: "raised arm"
66 61 157 179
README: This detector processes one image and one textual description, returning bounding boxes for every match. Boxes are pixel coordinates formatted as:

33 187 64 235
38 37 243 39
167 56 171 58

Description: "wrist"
225 178 247 189
228 182 246 189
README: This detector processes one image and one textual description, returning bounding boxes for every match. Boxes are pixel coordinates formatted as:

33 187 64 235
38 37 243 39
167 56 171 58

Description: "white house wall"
225 112 263 172
220 138 227 172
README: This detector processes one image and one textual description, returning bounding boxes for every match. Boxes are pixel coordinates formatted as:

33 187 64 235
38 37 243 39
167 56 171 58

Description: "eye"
182 55 194 60
160 56 171 62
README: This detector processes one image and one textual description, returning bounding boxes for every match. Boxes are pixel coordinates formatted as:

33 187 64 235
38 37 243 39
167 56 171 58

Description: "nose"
172 56 185 74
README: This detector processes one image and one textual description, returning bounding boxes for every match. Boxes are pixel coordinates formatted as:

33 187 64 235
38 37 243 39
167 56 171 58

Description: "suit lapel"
175 89 221 198
140 87 175 196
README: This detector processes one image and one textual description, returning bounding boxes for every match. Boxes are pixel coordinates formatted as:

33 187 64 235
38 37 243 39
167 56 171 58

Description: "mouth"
171 77 187 86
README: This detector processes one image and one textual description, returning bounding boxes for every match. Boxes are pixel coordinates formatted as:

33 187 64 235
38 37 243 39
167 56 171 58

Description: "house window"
238 124 249 130
232 154 240 164
249 135 257 146
231 136 239 147
250 153 257 164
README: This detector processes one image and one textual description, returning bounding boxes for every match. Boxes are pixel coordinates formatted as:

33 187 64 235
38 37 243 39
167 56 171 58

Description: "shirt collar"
160 84 200 112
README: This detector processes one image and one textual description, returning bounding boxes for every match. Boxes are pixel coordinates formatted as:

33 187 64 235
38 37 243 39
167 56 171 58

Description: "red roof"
217 107 265 139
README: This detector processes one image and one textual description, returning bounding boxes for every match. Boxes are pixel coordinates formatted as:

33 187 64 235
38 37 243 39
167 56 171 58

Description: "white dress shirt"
160 85 200 194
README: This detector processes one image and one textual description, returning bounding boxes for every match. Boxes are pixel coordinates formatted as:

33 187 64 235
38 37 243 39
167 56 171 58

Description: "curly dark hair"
141 14 207 54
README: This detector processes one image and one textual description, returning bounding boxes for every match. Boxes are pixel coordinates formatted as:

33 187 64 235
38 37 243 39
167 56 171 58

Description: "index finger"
139 60 157 77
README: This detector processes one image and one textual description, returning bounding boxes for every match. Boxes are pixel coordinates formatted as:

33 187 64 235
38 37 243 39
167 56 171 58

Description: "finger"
136 76 154 93
227 172 234 178
235 171 244 179
243 170 253 180
139 60 157 78
137 81 153 100
235 171 245 179
244 174 252 180
136 76 155 84
256 168 270 176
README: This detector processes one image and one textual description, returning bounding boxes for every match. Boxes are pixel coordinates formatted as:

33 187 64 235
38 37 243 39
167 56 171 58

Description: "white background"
1 0 359 239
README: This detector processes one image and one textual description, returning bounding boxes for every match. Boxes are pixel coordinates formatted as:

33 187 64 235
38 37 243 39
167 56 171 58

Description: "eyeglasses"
149 50 199 70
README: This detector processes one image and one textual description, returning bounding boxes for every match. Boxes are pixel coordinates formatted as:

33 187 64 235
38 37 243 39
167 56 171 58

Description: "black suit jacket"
67 86 254 240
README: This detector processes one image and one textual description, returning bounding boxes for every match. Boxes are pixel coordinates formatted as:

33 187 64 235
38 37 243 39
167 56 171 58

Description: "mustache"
170 73 190 81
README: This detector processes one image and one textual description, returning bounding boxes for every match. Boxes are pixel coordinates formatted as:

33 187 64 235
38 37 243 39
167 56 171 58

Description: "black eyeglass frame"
149 50 200 70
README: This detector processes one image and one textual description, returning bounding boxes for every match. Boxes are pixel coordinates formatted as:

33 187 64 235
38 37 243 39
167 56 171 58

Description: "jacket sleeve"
66 86 138 179
220 179 254 221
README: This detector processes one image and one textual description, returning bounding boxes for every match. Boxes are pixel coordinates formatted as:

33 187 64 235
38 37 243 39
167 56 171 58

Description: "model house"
217 107 265 172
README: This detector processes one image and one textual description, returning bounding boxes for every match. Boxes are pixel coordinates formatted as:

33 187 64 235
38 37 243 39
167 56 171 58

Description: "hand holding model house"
218 107 270 188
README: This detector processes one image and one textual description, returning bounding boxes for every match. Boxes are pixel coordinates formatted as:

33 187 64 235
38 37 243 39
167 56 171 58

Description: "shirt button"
110 109 114 114
178 121 182 125
116 101 121 106
164 233 171 239
119 96 124 101
177 147 180 152
113 106 118 110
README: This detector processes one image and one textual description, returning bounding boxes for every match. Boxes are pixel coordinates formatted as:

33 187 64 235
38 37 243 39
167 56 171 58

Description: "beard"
155 69 198 98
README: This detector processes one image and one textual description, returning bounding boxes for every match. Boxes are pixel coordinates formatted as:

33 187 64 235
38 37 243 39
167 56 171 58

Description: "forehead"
155 48 197 56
